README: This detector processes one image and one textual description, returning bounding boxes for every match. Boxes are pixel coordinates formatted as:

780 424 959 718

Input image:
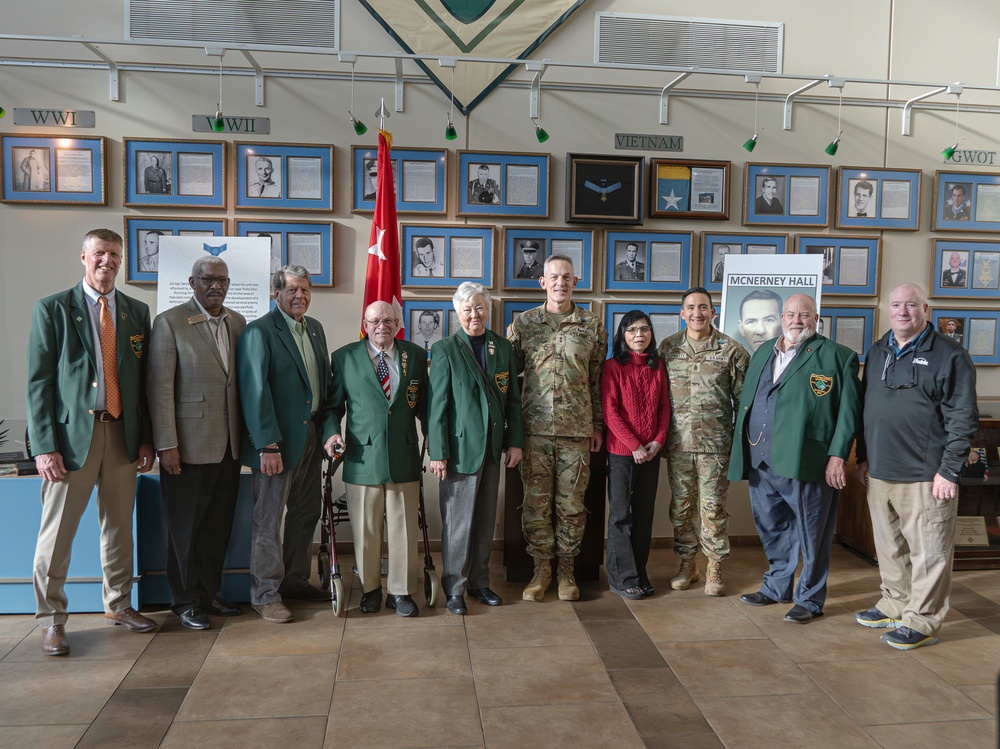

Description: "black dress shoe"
359 587 382 613
385 594 419 617
739 591 779 606
447 595 467 615
179 607 211 630
206 597 242 617
784 605 823 624
279 584 332 602
468 588 502 606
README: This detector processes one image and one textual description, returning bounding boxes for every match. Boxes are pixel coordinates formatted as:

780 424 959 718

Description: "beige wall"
3 0 998 540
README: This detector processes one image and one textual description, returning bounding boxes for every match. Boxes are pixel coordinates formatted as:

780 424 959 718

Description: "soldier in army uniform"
658 287 749 596
508 254 607 602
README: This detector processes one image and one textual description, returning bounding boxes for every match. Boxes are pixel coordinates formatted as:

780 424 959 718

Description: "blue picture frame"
796 235 881 296
603 302 682 357
932 238 1000 300
352 145 447 215
931 308 1000 365
124 216 229 285
500 299 592 335
501 226 595 292
932 170 1000 233
743 163 831 227
123 138 226 209
457 150 550 218
1 134 107 205
400 224 495 289
234 141 333 212
836 166 921 231
603 230 693 293
816 305 877 363
235 219 334 287
700 232 789 293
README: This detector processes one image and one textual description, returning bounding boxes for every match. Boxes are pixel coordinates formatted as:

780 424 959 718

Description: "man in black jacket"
854 283 978 650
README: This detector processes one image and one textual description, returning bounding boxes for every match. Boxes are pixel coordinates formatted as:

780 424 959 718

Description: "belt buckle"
97 411 114 423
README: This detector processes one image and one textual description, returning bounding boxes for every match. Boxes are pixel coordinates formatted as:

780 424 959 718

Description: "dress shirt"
278 307 320 413
771 337 801 381
81 280 117 411
367 339 400 400
192 297 231 372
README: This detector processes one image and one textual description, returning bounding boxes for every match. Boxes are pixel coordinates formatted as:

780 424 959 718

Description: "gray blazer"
148 297 246 464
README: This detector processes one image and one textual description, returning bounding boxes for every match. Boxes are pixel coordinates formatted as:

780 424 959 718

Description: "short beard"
783 325 815 346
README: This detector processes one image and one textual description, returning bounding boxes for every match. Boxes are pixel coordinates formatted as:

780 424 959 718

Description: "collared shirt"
81 279 116 411
278 306 320 412
192 297 231 372
888 323 932 359
771 337 801 381
367 339 400 400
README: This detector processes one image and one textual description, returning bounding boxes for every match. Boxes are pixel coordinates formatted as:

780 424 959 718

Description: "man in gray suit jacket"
148 257 246 630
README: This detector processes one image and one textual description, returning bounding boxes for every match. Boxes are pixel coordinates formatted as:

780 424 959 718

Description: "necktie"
259 182 266 197
376 351 391 400
424 340 429 350
99 296 122 418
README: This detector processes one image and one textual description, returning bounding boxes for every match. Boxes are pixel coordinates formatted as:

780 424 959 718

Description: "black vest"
746 351 783 469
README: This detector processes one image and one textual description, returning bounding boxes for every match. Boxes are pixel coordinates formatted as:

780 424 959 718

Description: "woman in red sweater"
602 310 671 599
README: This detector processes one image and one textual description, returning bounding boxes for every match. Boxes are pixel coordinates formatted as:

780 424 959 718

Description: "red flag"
361 129 403 338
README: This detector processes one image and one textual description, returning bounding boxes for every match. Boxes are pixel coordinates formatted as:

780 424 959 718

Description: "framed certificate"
234 142 333 211
124 138 226 209
2 134 107 205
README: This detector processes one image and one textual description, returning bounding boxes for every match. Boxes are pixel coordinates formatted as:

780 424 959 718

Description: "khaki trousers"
867 477 957 636
34 420 138 627
345 481 420 596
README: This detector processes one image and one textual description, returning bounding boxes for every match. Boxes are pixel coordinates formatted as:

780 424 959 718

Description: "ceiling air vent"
127 0 339 50
595 13 782 73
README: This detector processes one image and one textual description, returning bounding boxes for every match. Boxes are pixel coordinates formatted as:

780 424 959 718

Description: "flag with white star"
656 163 691 212
361 129 404 338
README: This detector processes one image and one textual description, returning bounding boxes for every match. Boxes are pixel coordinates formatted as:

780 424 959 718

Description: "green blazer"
329 338 428 485
728 333 860 484
428 330 524 475
236 307 335 469
26 283 152 470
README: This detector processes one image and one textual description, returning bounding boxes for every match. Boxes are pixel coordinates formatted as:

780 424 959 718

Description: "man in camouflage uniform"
508 254 607 602
658 287 749 596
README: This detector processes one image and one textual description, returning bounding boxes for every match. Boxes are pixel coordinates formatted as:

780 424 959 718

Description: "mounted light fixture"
340 53 367 136
531 117 549 143
525 59 550 143
941 84 964 160
743 75 763 152
210 53 225 132
825 78 845 156
440 58 458 141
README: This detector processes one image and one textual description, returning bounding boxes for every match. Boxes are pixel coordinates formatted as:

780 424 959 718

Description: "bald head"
363 300 399 350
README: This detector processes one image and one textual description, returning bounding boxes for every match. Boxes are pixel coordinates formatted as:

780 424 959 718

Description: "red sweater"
601 352 671 456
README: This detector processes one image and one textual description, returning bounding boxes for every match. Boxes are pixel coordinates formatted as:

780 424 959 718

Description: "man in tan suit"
148 256 246 630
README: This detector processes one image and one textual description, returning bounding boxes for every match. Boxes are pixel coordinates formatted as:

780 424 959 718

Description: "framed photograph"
931 239 1000 299
649 158 730 220
400 224 495 289
603 302 681 357
1 134 107 205
501 226 595 292
603 230 694 293
234 142 333 212
796 235 881 296
457 150 551 218
699 232 790 293
352 145 447 215
123 217 229 284
835 167 921 231
501 299 593 335
566 153 644 225
401 299 456 358
816 305 877 362
931 308 1000 365
123 138 226 209
932 170 1000 232
743 163 831 227
235 219 334 287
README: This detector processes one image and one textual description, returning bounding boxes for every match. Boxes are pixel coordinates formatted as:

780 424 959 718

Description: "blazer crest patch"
495 371 510 393
406 380 419 409
130 333 145 358
809 373 833 397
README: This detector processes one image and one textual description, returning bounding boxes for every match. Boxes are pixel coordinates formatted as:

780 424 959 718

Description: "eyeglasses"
198 276 230 287
625 326 651 335
880 353 917 390
365 318 396 328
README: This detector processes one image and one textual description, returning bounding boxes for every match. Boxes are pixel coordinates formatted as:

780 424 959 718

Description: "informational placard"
156 235 270 321
954 516 989 546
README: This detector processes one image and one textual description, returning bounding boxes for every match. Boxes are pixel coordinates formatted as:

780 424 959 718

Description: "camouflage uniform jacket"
508 303 607 438
658 327 749 454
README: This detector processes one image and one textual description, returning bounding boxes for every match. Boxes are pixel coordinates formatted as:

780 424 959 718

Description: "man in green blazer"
729 293 860 624
27 229 156 656
428 283 523 615
237 266 336 624
326 300 428 617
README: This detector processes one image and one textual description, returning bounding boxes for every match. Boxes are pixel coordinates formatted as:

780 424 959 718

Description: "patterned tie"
99 296 122 418
376 351 391 400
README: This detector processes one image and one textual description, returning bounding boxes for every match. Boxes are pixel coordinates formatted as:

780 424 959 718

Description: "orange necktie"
99 296 122 418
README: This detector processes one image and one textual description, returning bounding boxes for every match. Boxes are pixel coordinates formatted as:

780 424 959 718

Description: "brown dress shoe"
41 624 69 656
104 607 156 633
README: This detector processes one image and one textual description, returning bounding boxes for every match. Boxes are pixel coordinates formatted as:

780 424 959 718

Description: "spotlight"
531 117 549 143
351 114 368 136
445 120 458 141
742 131 760 153
825 133 842 156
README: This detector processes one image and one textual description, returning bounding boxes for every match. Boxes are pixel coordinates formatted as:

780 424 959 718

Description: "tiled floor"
0 545 996 748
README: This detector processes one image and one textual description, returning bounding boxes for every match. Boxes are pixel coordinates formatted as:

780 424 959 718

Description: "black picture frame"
566 153 644 225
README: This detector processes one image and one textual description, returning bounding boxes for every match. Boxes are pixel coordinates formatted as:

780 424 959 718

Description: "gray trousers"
249 423 322 605
439 458 501 597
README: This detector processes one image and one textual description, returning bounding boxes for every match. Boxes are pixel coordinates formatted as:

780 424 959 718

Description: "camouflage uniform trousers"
519 434 591 560
667 450 732 562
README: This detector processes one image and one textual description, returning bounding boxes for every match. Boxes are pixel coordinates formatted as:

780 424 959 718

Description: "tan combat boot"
522 559 552 602
704 559 724 596
669 559 700 591
556 557 579 601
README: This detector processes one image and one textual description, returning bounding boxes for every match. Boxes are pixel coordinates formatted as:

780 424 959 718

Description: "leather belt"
94 410 121 422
